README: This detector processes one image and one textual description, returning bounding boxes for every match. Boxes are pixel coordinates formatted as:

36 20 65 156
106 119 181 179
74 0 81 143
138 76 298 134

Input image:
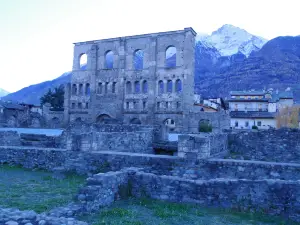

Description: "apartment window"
235 104 238 111
235 121 238 127
245 121 249 127
257 121 262 126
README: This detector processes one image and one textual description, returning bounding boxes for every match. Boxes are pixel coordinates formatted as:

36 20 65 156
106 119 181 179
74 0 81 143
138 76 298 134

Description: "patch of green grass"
79 198 298 225
0 164 86 213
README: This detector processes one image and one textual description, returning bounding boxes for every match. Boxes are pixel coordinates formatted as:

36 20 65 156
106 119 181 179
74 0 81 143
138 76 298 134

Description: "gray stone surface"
0 207 87 225
228 128 300 163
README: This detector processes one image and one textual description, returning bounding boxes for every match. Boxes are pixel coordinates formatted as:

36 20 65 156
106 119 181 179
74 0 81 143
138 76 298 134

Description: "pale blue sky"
1 0 299 92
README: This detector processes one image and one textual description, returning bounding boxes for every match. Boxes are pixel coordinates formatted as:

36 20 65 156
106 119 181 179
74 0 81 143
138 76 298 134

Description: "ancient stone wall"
178 133 228 159
65 124 154 153
131 171 300 221
228 129 300 163
0 207 87 225
0 146 179 174
0 131 66 148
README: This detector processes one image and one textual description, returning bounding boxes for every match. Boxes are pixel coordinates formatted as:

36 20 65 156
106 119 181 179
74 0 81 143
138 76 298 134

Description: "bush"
252 125 258 130
199 123 212 132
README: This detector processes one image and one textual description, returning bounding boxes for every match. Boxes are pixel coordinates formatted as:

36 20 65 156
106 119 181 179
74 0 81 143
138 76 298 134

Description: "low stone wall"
131 172 300 221
178 133 228 159
77 169 133 212
0 146 179 174
0 131 65 148
0 207 87 225
171 159 300 180
0 131 20 146
228 129 300 163
66 124 154 153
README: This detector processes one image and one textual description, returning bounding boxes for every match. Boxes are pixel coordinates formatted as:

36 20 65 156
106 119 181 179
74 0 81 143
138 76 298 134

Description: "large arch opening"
133 49 144 70
199 119 212 132
165 46 176 68
79 53 87 70
130 118 142 124
105 50 114 69
96 114 111 124
50 117 60 128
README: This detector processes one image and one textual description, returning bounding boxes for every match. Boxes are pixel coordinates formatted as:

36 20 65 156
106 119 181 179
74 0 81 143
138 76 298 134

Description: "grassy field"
79 198 297 225
0 164 86 213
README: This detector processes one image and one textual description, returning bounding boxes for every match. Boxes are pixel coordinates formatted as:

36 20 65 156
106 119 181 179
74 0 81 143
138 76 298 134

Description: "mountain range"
2 24 300 104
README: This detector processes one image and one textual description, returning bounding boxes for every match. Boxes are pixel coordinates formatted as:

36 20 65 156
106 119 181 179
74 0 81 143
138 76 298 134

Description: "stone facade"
61 27 230 134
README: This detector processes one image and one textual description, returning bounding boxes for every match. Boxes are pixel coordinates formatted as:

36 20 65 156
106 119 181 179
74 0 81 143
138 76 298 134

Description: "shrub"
252 125 258 130
199 122 212 132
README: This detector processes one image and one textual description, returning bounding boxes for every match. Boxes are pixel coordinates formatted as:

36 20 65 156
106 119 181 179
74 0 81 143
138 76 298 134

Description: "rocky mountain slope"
0 88 9 98
197 24 267 57
195 35 300 102
1 72 71 105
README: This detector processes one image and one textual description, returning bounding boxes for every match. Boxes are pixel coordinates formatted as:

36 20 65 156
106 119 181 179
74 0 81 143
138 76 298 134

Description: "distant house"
0 101 25 127
194 96 226 112
19 103 42 115
229 90 294 129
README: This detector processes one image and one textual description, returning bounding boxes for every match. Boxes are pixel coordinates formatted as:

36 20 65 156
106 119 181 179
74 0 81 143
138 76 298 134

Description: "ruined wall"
228 129 300 163
0 131 65 148
178 133 228 159
0 146 178 174
66 28 197 131
131 172 300 222
65 124 154 153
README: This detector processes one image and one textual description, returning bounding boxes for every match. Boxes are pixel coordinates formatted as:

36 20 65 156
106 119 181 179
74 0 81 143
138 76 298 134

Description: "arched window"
133 49 144 70
126 81 132 94
79 53 87 70
142 80 148 94
72 84 77 95
105 82 109 94
165 46 176 68
79 84 83 95
85 83 90 96
167 80 173 93
158 80 164 94
112 82 117 93
134 81 140 93
105 50 114 69
175 79 182 93
98 83 102 94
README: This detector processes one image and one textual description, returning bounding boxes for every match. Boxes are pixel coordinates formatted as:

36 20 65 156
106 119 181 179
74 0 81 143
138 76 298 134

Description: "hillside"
195 36 300 102
1 72 71 105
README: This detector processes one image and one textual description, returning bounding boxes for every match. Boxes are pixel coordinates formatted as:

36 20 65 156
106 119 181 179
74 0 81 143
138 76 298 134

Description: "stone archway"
7 115 17 127
96 114 111 124
161 118 176 140
50 117 60 128
31 117 41 128
130 118 142 124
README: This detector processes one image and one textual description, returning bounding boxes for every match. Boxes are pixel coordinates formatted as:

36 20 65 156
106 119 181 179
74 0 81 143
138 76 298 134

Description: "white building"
229 90 294 129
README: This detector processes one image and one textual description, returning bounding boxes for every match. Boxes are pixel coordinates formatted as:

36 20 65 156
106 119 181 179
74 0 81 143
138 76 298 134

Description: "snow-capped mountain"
0 88 9 98
197 24 267 57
